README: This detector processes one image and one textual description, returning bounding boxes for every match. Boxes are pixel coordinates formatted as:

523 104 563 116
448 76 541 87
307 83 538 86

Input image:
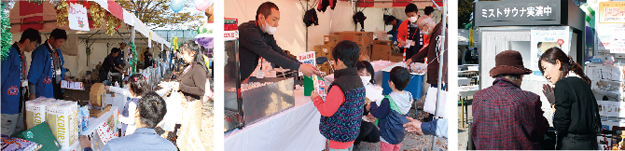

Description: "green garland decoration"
129 42 137 74
1 1 12 61
28 0 44 5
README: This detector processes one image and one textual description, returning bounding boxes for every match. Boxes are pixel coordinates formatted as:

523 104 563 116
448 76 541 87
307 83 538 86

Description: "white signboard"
68 3 89 31
530 26 571 76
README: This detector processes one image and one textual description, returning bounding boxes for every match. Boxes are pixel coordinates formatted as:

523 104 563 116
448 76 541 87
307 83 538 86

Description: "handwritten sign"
225 31 237 41
298 51 316 65
68 3 89 31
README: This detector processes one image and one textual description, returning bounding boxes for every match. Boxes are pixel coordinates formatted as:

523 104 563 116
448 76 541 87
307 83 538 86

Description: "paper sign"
61 80 84 90
96 122 114 144
149 32 152 48
313 75 326 100
298 51 316 76
298 51 316 65
68 3 89 31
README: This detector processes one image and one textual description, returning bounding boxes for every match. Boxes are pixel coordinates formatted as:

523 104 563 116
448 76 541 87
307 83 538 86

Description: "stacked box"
314 45 331 60
371 40 393 61
332 31 373 46
46 101 78 148
390 52 404 62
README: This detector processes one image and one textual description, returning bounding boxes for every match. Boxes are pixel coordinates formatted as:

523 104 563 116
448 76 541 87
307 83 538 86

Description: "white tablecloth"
224 89 326 151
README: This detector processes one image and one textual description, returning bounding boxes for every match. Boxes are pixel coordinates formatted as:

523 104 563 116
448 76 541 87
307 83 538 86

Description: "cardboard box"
333 31 373 45
390 52 403 62
324 35 331 45
373 40 393 46
89 83 106 107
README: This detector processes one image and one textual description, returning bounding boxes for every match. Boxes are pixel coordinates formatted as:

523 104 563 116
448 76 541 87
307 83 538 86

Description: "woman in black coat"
539 47 601 150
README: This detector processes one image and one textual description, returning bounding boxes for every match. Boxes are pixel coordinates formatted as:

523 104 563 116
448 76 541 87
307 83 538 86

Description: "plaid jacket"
471 78 548 150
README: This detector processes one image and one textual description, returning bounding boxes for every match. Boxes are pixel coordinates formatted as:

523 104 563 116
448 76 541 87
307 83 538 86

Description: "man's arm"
239 25 301 71
1 50 15 87
28 49 45 96
410 44 429 63
267 37 299 62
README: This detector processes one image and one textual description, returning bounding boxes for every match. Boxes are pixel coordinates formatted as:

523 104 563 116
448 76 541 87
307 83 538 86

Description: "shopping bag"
423 87 447 118
423 87 437 115
159 92 184 132
176 97 205 151
12 122 62 151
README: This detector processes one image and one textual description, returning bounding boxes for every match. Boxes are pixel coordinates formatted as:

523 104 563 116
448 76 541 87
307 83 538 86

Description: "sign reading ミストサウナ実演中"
475 0 561 27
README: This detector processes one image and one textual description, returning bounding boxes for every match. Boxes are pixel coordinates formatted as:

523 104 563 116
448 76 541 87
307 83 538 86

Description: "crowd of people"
471 48 601 150
0 26 211 150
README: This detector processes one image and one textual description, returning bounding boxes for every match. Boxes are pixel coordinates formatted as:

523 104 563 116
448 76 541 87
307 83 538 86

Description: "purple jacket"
471 77 548 150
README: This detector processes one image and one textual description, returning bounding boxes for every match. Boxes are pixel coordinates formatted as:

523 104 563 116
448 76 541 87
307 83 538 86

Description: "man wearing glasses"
1 28 41 135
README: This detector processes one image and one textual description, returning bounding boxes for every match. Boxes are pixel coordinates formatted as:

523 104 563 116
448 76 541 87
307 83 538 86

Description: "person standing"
471 50 548 149
539 47 601 150
1 28 41 135
238 2 319 81
397 4 424 62
28 28 70 100
406 16 448 119
100 48 124 82
384 15 402 43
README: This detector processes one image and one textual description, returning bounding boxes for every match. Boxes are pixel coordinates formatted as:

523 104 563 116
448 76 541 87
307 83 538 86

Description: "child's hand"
366 114 376 121
311 91 319 100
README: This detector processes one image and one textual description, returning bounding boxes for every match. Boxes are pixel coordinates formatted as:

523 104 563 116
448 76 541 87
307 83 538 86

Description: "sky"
151 0 210 30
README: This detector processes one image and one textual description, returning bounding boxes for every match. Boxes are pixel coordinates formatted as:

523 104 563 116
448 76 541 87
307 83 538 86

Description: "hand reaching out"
542 84 555 105
404 117 424 135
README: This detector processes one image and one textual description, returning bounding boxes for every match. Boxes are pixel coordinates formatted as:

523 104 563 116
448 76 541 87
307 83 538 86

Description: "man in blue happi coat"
28 28 71 100
1 28 41 135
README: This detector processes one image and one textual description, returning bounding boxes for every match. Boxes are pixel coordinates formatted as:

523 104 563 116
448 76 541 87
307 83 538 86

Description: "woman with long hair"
168 40 210 150
539 47 601 150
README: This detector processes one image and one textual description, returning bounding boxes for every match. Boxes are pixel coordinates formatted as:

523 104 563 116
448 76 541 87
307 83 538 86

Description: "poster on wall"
530 26 571 77
597 1 625 54
68 3 89 31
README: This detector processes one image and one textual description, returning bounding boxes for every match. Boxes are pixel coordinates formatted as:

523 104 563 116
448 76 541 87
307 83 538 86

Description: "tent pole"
433 0 446 150
306 0 309 52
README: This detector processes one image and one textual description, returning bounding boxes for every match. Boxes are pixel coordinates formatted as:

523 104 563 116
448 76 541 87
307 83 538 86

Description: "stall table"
224 89 325 150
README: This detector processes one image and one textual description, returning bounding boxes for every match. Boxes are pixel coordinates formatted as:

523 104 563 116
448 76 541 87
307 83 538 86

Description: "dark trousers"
556 133 598 150
354 121 380 146
52 78 63 99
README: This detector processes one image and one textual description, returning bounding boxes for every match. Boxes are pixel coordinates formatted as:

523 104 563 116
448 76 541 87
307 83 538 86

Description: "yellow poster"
599 1 625 23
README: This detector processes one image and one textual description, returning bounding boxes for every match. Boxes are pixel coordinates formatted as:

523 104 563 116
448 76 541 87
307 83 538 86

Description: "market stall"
224 0 446 150
1 1 173 150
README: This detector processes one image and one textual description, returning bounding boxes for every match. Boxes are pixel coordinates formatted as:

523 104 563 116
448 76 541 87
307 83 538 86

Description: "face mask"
261 16 277 35
421 26 429 35
409 16 418 23
361 76 372 84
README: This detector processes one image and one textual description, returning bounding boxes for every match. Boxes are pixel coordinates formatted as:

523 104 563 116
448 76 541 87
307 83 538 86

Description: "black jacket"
238 21 301 80
553 77 601 138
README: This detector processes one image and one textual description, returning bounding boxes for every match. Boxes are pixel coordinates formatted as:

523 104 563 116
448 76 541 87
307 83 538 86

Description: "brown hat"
489 50 532 77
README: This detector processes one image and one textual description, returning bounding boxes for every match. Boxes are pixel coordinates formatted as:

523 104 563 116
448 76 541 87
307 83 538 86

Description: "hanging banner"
68 3 89 31
530 26 571 76
469 29 475 48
